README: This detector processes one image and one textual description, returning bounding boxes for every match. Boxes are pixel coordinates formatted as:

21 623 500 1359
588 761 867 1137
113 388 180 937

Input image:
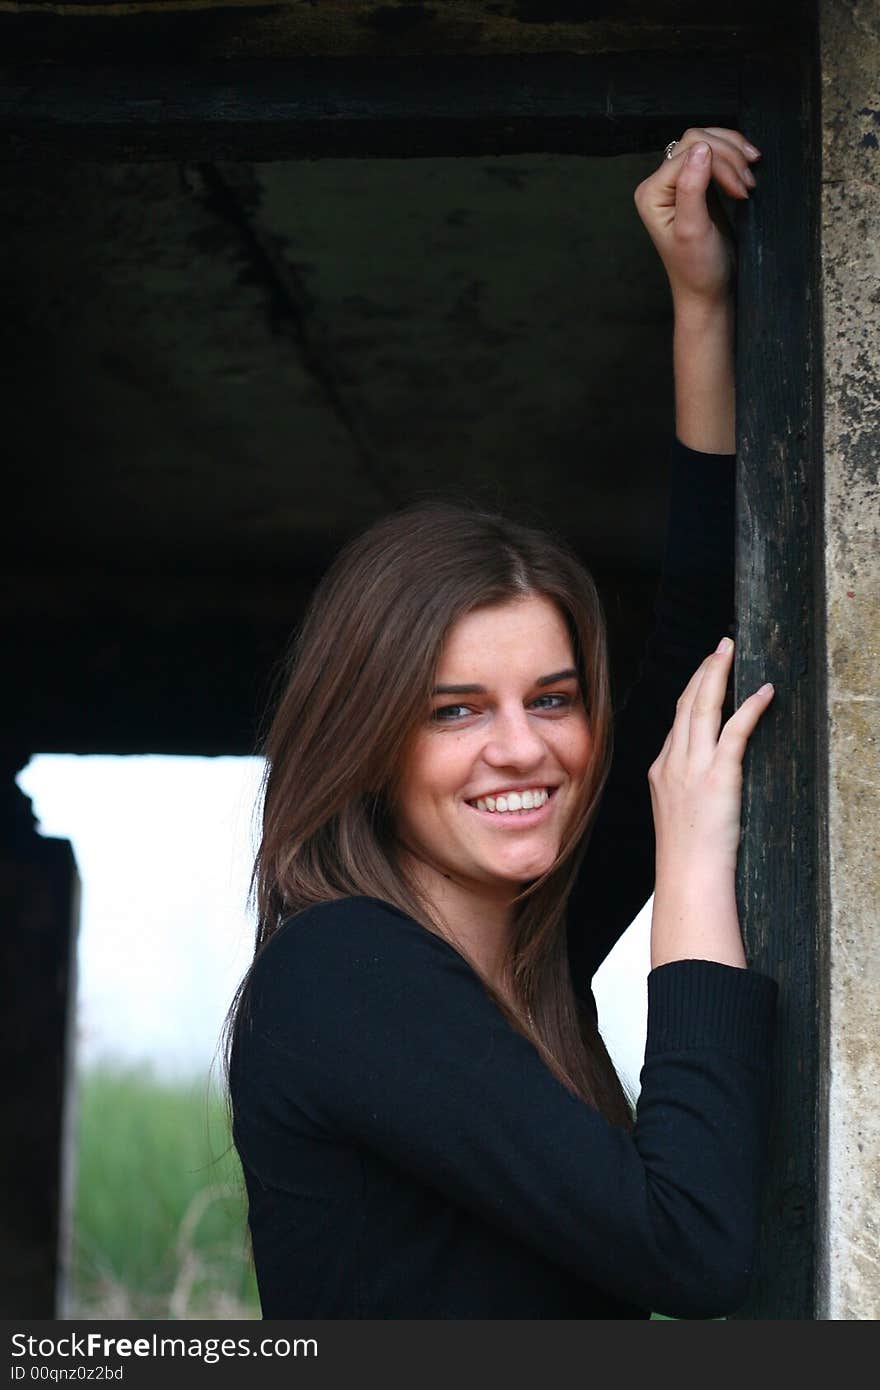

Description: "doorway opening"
17 754 264 1319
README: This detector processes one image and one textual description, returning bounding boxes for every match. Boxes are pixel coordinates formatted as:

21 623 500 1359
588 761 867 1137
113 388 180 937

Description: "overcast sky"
17 755 651 1096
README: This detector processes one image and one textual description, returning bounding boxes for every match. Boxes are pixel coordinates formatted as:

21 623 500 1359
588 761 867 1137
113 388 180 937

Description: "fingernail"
743 167 757 187
690 142 710 162
744 143 762 159
716 637 733 654
759 682 774 695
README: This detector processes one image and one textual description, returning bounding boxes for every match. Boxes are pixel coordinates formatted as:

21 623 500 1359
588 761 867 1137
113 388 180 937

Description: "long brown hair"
224 500 633 1128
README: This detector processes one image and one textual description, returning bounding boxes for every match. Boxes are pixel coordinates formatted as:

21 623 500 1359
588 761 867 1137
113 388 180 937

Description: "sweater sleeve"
233 895 777 1320
567 437 737 992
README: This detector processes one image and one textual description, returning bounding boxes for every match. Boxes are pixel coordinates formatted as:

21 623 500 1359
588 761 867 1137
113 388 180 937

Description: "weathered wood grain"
732 45 822 1321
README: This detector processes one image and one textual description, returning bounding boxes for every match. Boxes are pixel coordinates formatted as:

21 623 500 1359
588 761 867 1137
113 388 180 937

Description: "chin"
486 849 559 884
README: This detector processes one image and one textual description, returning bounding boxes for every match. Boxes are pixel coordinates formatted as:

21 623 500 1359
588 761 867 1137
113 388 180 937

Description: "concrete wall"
818 0 880 1322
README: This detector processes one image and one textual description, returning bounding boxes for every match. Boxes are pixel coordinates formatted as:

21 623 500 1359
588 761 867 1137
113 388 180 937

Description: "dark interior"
4 150 677 756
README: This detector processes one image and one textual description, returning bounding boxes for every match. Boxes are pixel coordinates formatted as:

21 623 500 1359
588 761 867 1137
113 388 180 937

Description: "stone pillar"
818 0 880 1322
0 769 80 1317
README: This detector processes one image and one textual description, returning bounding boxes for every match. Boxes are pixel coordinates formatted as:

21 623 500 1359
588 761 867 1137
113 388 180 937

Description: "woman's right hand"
648 638 775 879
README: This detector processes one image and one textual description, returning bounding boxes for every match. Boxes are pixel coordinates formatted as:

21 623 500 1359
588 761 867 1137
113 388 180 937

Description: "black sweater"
229 439 778 1320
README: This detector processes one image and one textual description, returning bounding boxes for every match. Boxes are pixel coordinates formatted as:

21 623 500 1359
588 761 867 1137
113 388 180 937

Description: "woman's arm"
567 131 760 988
637 134 774 969
644 129 752 458
673 291 735 454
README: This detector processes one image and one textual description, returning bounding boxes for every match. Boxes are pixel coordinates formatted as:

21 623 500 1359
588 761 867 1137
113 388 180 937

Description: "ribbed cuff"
646 959 778 1068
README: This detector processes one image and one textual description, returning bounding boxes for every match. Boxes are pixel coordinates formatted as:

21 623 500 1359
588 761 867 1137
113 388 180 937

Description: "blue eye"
431 704 472 722
531 694 572 711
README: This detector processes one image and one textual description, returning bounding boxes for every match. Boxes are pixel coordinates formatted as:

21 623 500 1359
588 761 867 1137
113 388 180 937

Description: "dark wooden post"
732 44 823 1319
0 770 80 1317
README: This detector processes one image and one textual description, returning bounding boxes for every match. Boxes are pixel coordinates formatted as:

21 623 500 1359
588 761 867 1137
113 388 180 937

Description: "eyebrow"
431 668 579 696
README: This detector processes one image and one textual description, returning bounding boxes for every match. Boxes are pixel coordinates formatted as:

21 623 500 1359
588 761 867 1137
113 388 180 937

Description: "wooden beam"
0 53 739 161
0 1 807 65
732 43 822 1320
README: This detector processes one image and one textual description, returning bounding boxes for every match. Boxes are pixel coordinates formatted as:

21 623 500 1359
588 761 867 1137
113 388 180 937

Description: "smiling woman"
231 496 629 1125
225 128 779 1320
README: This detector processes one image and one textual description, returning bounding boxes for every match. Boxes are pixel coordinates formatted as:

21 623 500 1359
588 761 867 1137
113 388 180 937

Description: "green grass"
70 1062 259 1319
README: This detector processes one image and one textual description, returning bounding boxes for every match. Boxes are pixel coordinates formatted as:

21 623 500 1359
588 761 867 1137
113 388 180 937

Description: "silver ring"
664 140 679 160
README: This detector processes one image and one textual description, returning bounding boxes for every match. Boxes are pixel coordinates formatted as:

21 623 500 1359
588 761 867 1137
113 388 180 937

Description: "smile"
465 786 558 822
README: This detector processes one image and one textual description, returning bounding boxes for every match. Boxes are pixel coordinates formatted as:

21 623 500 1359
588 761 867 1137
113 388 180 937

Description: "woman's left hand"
633 128 761 305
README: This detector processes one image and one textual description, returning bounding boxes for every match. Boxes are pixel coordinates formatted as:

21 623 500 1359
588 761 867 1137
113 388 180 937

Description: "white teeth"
470 788 550 814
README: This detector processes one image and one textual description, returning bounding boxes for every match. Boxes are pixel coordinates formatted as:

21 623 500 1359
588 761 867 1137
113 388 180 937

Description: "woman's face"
393 594 592 897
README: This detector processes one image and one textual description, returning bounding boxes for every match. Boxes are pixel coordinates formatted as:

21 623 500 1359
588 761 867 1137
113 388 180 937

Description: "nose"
481 703 547 772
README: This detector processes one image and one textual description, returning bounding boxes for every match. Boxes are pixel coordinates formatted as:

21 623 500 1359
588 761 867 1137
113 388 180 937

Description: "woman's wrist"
672 290 736 454
671 285 735 324
651 860 745 970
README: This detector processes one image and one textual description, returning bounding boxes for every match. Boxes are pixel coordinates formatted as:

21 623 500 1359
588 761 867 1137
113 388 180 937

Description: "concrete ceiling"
4 151 678 582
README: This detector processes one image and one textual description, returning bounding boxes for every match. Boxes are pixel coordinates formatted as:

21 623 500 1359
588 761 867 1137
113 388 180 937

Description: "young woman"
226 129 777 1320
